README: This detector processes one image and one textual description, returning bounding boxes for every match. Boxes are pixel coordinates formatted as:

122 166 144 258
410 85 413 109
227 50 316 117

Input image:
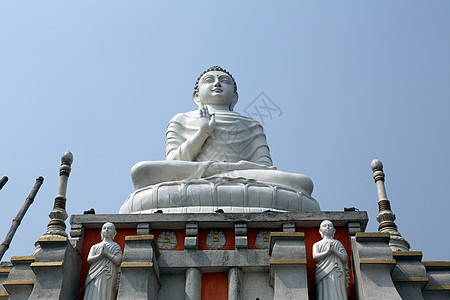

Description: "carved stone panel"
256 230 270 249
157 231 177 250
206 230 226 250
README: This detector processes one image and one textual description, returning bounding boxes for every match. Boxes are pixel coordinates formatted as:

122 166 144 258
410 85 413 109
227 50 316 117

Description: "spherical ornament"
371 158 383 171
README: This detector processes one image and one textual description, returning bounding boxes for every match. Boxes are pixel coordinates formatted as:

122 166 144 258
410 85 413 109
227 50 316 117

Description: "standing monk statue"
313 220 349 300
84 222 122 300
120 66 320 213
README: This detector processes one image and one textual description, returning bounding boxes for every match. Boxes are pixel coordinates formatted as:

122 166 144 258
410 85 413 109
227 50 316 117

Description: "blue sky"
0 1 449 261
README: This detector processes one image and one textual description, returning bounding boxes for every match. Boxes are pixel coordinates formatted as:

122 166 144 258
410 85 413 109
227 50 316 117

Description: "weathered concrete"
422 261 450 300
158 249 269 269
137 222 151 235
269 232 308 299
117 235 160 300
234 223 247 249
228 267 242 300
351 232 402 300
242 271 273 300
0 262 12 299
185 268 201 300
70 211 368 231
157 273 185 300
28 237 81 300
184 223 199 250
282 223 295 232
2 256 35 300
391 251 427 300
4 210 450 299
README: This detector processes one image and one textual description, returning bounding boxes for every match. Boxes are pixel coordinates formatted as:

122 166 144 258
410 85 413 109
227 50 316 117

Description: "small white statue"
84 222 122 300
313 220 349 300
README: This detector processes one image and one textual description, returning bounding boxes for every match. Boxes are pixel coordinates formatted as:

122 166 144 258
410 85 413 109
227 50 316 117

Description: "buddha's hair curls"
194 66 237 93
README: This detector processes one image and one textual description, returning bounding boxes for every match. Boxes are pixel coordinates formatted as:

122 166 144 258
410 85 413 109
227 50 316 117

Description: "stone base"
119 178 320 214
70 211 367 299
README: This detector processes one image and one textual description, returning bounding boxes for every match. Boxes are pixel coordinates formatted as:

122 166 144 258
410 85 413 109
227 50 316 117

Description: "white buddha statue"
120 66 319 213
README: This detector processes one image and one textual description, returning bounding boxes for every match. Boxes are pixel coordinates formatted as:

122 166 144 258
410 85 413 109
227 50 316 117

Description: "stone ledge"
0 292 8 297
392 276 429 282
392 251 423 261
37 237 67 242
121 262 154 268
2 280 35 286
124 234 160 257
423 285 450 291
30 262 63 267
270 232 305 238
10 256 35 263
125 234 155 241
359 259 396 265
70 211 368 231
422 261 450 270
269 232 305 255
355 232 390 243
269 259 307 265
36 237 69 248
0 268 11 274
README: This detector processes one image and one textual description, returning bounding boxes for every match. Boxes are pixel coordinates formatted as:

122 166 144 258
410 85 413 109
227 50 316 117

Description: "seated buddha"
119 66 320 214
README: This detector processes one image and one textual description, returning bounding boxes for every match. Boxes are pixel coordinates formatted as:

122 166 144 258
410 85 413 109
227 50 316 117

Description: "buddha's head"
193 66 239 111
101 222 117 240
319 220 335 238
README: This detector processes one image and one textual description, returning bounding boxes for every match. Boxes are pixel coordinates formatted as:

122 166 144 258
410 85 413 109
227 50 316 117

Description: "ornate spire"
43 151 73 238
371 158 410 251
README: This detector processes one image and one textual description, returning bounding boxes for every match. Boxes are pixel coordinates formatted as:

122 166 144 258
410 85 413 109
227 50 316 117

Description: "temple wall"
1 211 449 299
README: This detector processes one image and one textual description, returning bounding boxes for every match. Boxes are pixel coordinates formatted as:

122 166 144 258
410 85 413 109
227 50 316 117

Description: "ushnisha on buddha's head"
193 66 239 111
319 220 336 238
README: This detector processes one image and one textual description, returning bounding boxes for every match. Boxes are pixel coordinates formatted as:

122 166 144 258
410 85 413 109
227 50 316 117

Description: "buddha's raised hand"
198 105 215 135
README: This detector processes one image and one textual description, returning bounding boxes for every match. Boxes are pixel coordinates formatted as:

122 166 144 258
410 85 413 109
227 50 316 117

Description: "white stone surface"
120 66 318 214
84 222 122 300
185 268 201 300
157 273 185 300
120 178 319 214
313 220 349 300
242 271 274 300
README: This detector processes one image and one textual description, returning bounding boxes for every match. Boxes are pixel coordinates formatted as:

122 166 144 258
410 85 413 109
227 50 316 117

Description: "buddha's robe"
130 110 314 196
314 239 349 300
84 241 122 300
166 110 272 165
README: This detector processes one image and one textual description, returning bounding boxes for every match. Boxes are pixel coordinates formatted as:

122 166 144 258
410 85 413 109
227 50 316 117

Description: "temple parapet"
70 211 367 299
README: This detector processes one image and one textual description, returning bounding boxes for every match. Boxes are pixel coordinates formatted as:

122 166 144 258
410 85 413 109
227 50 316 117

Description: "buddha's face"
195 71 238 109
101 222 116 239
